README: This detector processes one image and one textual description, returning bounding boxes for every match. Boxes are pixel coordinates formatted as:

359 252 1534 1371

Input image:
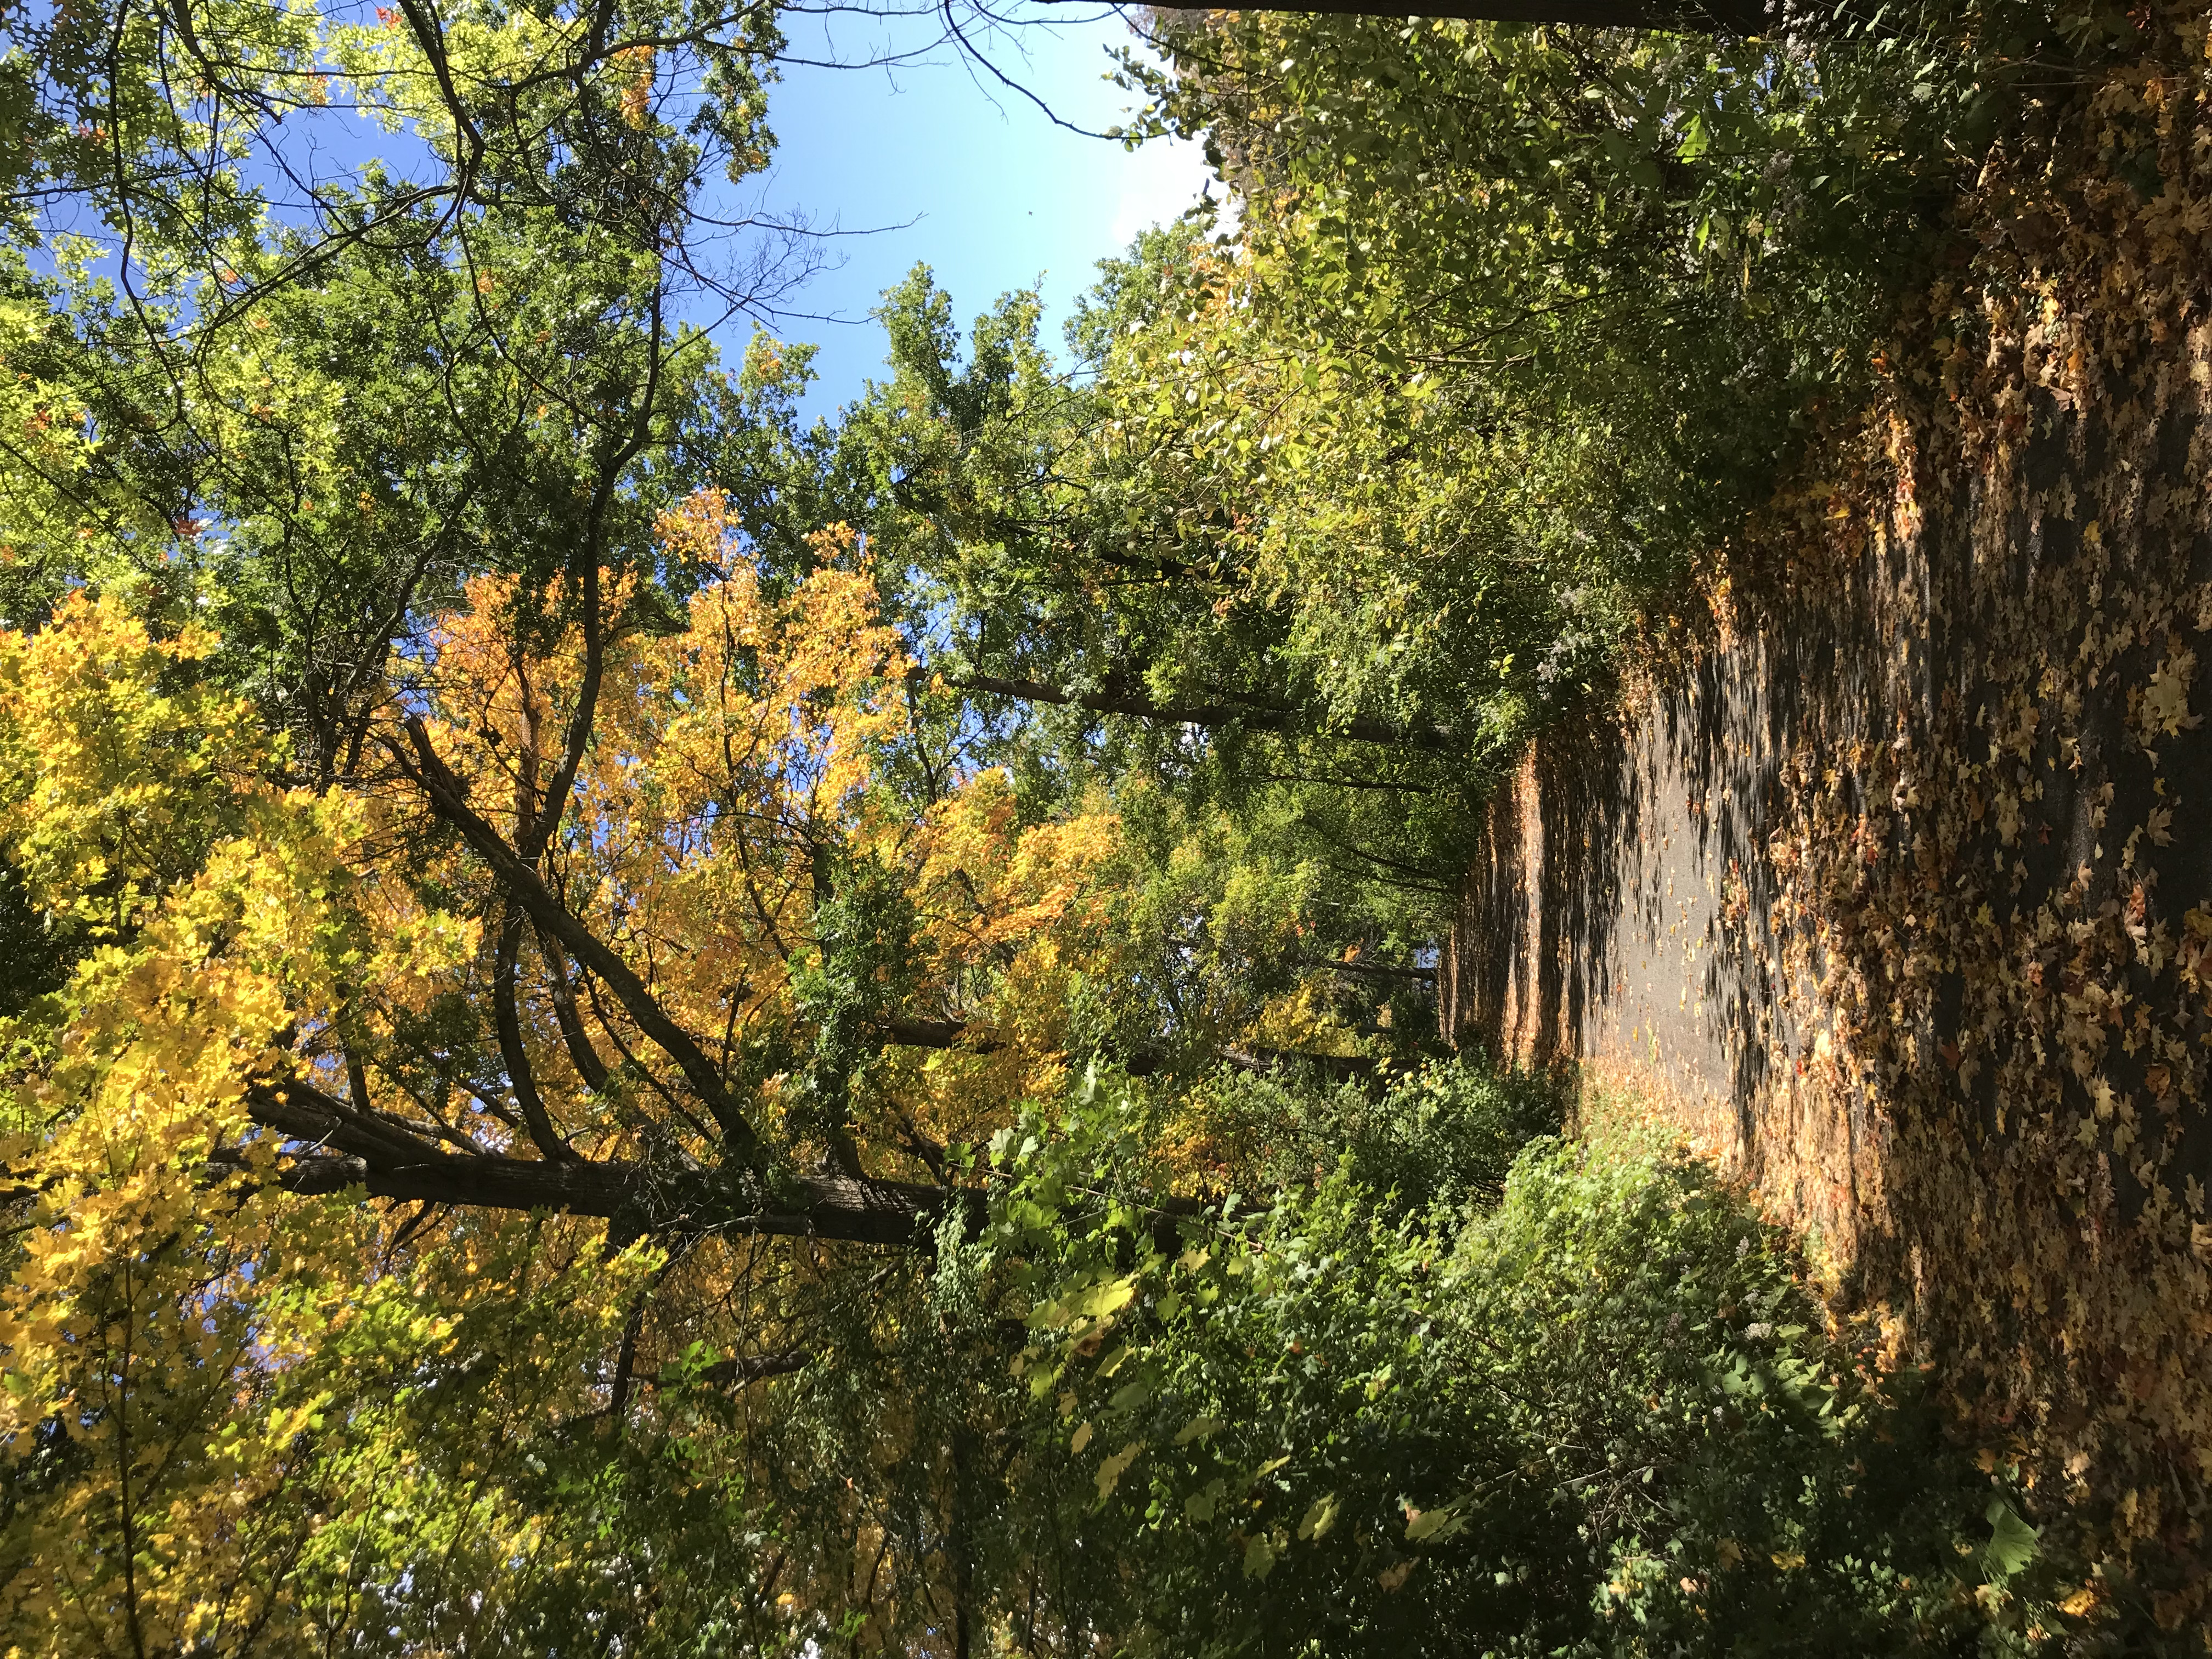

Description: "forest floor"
1439 93 2212 1630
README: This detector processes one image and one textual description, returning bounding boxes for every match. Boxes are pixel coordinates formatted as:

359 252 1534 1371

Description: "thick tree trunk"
268 1146 966 1246
242 1075 1217 1256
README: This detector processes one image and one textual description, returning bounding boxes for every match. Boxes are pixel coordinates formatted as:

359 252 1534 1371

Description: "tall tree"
0 0 2154 1650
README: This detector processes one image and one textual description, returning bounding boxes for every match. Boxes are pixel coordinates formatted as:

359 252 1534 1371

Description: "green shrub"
1172 1053 1566 1215
983 1074 2067 1655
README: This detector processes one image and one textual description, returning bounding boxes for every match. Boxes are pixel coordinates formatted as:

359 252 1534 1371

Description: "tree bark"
246 1078 967 1248
243 1072 1226 1260
877 1017 1379 1081
267 1144 969 1248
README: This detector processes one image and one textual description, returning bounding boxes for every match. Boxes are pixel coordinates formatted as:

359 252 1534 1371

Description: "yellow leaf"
1405 1496 1468 1543
1296 1493 1340 1541
1096 1440 1143 1502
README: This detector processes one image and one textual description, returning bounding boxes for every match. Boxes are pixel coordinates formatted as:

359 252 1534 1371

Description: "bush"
1159 1053 1565 1216
984 1071 2068 1655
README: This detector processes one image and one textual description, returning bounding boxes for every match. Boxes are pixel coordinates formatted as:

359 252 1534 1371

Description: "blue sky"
25 0 1206 417
724 7 1212 413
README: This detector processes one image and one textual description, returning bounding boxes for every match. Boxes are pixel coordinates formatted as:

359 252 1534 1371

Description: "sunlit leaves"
984 1091 2063 1655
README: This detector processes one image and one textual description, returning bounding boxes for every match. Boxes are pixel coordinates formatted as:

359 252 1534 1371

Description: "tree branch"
877 1018 1378 1082
391 716 765 1167
494 905 582 1162
950 673 1455 752
1315 958 1437 984
884 1016 984 1051
668 1351 810 1389
253 1132 969 1250
533 915 613 1093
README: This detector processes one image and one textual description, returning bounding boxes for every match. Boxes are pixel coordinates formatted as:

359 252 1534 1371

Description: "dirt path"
1443 269 2212 1621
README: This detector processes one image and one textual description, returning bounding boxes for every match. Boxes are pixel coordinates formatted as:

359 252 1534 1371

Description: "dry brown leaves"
1688 10 2212 1628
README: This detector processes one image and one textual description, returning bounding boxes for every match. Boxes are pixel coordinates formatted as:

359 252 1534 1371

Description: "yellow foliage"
0 515 1142 1647
0 593 265 936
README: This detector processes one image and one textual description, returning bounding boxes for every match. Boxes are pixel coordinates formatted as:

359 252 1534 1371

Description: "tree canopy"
0 0 2180 1651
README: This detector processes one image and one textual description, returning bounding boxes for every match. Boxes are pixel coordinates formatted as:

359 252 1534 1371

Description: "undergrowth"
976 1056 2143 1654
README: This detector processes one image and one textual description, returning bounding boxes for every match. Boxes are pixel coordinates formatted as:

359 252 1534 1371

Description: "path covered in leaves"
1443 39 2212 1631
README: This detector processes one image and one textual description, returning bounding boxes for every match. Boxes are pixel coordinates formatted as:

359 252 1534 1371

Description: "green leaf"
1108 1378 1152 1413
1184 1478 1224 1522
1405 1497 1468 1543
1073 1276 1140 1319
1983 1499 2038 1579
1296 1492 1340 1541
1035 1274 1141 1331
1242 1532 1278 1579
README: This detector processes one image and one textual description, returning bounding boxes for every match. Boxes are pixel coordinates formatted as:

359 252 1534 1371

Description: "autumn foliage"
6 0 2212 1651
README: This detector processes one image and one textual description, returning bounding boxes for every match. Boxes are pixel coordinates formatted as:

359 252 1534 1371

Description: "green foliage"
986 1077 2073 1655
788 848 923 1160
825 9 2075 990
1 2 2185 1651
847 4 2160 917
1172 1053 1564 1212
1090 2 2117 764
0 0 790 783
